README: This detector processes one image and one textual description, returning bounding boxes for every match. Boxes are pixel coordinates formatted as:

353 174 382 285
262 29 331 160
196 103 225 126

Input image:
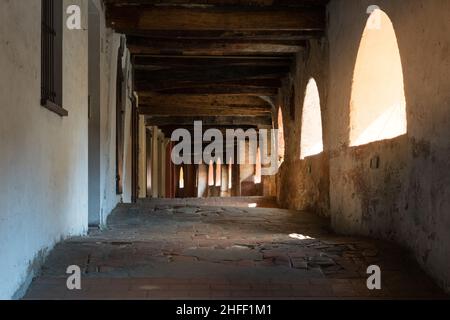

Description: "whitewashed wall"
0 0 132 298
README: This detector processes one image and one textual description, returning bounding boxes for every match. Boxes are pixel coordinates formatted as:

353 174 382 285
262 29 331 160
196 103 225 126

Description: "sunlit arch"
277 107 285 164
215 158 222 187
179 167 184 189
254 147 262 184
228 157 233 190
208 160 215 186
300 78 323 159
349 9 407 147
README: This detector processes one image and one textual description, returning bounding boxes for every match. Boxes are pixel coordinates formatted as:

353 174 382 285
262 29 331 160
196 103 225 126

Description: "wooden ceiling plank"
106 6 325 32
139 105 271 116
145 115 272 126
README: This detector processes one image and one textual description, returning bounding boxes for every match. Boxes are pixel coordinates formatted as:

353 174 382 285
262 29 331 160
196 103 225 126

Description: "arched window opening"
179 167 184 189
215 158 222 187
254 147 262 184
277 108 285 164
228 158 233 190
350 9 407 147
208 160 215 186
300 78 323 159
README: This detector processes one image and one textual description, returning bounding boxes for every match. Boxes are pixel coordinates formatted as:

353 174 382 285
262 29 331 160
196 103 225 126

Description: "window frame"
41 0 67 117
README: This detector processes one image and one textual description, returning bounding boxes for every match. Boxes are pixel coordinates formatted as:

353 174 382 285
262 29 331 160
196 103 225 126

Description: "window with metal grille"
41 0 67 116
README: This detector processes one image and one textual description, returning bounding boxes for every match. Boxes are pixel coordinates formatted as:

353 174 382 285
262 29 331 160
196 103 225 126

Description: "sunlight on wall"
278 108 285 164
254 147 262 184
179 167 184 189
215 158 222 187
208 160 215 186
350 9 407 147
300 78 323 159
228 157 233 190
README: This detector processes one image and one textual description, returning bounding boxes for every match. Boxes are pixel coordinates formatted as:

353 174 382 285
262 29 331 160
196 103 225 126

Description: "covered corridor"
0 0 449 300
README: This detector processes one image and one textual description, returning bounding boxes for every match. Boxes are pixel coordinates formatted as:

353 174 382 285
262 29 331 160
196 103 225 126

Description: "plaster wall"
0 0 89 299
0 0 131 298
276 42 330 217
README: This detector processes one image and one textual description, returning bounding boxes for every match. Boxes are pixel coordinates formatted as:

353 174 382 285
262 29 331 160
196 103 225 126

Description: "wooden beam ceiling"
140 105 270 116
135 64 289 84
127 37 306 55
106 5 325 32
134 55 287 95
135 77 282 92
139 93 271 107
146 115 272 126
139 94 272 116
104 0 328 5
105 0 327 125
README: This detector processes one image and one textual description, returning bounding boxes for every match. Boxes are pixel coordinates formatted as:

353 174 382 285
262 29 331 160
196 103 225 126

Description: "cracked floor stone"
23 199 448 300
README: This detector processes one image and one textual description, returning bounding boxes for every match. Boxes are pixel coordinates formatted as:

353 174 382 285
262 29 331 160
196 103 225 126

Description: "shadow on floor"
23 198 448 300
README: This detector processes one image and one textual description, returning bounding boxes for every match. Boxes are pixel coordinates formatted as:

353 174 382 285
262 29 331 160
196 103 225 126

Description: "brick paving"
23 198 448 300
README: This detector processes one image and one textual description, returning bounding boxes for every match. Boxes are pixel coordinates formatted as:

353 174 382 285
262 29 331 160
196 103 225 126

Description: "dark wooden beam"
135 77 283 91
118 29 324 41
127 36 305 55
106 6 326 32
134 65 288 90
133 56 289 93
127 36 306 56
139 93 271 108
140 86 278 95
133 55 293 70
105 1 329 6
146 115 273 126
139 105 271 116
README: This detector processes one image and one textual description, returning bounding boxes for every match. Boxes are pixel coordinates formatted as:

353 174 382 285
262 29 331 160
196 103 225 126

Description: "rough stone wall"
278 0 450 292
327 0 450 293
276 41 330 217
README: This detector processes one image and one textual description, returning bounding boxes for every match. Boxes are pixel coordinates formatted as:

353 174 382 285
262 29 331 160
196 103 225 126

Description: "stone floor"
24 198 448 300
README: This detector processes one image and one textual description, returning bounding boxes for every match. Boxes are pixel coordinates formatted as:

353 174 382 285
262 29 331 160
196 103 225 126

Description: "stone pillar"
221 164 229 197
197 163 208 198
151 126 159 198
159 137 169 198
157 131 164 198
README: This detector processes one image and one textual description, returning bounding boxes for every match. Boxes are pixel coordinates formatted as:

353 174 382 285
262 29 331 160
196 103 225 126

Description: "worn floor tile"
23 198 448 300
